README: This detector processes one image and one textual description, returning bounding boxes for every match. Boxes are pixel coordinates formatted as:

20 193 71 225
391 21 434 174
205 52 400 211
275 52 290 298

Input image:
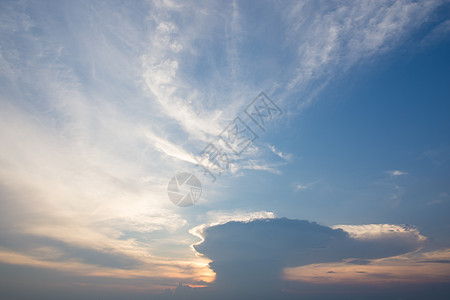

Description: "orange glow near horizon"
284 249 450 286
0 248 215 291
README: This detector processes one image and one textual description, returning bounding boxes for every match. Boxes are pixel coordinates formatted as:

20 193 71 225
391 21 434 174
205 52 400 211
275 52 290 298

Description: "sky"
0 0 450 299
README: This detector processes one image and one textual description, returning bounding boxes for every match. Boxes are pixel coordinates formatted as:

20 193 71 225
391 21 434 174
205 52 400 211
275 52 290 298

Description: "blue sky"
1 0 450 299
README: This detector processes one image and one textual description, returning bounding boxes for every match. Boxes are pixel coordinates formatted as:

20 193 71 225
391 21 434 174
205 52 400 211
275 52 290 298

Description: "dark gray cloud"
347 259 372 265
419 259 450 264
194 218 424 298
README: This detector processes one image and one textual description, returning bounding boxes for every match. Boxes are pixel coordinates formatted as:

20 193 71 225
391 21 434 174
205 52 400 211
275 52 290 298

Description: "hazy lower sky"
1 1 449 299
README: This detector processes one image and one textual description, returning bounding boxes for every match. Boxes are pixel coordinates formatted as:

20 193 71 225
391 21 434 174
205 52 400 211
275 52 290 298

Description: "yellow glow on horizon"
0 248 215 287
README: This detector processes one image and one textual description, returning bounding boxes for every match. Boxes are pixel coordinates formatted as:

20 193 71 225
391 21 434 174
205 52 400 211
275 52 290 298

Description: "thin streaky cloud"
387 170 409 176
268 144 293 162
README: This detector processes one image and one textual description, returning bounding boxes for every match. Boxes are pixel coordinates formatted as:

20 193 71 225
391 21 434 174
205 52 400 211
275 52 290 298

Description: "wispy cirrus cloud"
0 1 208 288
277 0 444 108
268 144 293 162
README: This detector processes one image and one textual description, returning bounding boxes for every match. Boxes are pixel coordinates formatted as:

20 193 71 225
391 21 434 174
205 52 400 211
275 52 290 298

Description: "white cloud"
140 0 253 145
190 210 276 243
426 199 445 206
388 170 409 176
268 144 293 162
293 179 321 192
238 159 283 175
295 184 308 191
421 19 450 46
332 224 426 242
144 129 197 164
279 0 442 109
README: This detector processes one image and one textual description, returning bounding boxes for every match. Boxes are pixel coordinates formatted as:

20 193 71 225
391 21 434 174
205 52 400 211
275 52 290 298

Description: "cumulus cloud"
332 224 425 241
190 210 276 245
194 218 426 298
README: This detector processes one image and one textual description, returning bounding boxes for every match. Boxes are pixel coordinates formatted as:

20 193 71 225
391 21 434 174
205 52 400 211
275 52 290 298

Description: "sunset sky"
1 0 450 299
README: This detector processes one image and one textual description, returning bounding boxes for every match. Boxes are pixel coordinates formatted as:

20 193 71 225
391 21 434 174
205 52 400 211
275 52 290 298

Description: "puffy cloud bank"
194 218 425 298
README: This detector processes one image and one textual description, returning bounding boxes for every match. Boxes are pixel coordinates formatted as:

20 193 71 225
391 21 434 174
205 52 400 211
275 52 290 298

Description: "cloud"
284 248 450 287
144 129 198 165
190 210 276 245
0 1 214 288
238 160 283 175
0 2 291 289
194 218 426 297
295 184 308 191
0 0 448 298
268 145 293 162
276 0 443 111
421 19 450 46
422 147 450 166
140 0 252 144
426 199 445 206
346 259 372 265
293 179 321 192
331 224 425 241
387 170 409 176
